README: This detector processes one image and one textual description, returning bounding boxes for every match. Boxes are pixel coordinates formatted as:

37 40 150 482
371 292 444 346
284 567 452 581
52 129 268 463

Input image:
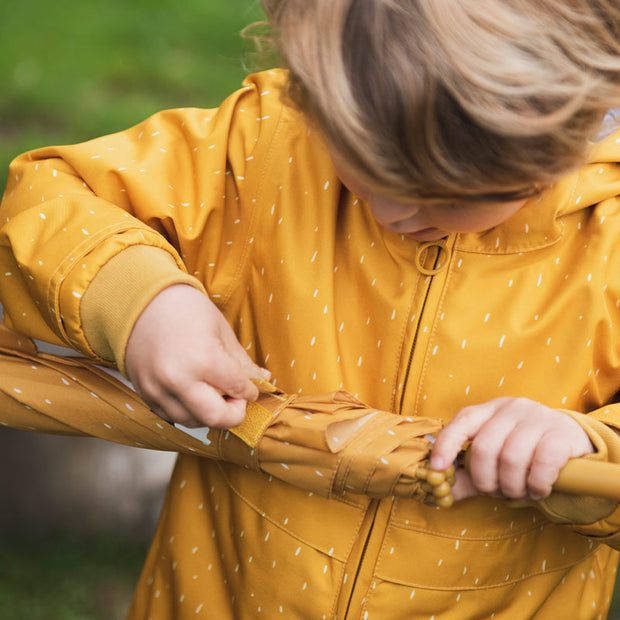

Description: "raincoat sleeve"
0 68 447 506
0 71 284 373
516 134 620 547
527 408 620 548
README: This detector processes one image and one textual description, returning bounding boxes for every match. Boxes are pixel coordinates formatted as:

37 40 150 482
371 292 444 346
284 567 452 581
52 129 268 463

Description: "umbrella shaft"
553 459 620 500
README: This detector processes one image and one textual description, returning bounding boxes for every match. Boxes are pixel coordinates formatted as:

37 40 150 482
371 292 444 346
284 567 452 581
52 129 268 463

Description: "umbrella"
0 323 617 504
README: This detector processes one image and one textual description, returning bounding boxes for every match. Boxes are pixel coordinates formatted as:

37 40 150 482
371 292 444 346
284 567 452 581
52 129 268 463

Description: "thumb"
451 469 479 502
217 319 271 383
239 356 272 382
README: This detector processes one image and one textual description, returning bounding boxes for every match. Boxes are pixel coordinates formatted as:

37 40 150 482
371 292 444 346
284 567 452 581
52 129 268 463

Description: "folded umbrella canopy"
0 323 617 503
215 384 454 505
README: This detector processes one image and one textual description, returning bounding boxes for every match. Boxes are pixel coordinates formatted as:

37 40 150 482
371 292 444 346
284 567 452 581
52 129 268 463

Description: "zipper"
397 244 443 414
340 239 451 618
342 500 380 619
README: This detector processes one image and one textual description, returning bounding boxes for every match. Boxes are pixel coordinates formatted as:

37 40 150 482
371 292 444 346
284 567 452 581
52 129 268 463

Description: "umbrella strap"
229 380 288 448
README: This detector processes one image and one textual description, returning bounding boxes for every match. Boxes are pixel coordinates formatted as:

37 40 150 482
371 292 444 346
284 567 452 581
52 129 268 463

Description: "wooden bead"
435 495 454 508
431 481 452 498
426 470 446 486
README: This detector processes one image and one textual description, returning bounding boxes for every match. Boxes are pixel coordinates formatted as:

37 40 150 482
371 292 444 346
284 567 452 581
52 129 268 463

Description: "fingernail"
260 367 272 380
245 366 266 381
430 456 445 470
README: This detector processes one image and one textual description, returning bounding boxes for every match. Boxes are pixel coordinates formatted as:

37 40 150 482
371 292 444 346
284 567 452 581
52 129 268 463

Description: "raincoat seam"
389 272 422 414
215 461 367 555
49 223 180 349
371 547 599 591
453 228 565 255
559 170 584 218
219 104 286 312
389 520 551 540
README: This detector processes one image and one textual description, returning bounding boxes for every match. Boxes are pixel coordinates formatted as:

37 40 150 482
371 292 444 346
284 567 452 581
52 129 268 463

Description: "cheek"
368 196 418 225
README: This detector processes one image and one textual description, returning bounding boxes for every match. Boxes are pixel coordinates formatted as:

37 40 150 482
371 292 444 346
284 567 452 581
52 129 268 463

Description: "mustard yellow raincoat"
2 70 620 619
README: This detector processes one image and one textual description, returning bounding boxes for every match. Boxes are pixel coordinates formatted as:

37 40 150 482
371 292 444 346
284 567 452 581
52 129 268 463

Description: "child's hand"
124 284 269 428
429 397 594 502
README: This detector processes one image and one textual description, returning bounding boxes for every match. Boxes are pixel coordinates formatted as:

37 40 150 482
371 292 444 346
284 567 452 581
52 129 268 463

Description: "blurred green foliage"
0 532 147 620
0 0 265 195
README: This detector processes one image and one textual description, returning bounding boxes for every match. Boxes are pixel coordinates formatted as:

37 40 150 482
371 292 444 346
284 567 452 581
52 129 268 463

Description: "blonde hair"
255 0 620 200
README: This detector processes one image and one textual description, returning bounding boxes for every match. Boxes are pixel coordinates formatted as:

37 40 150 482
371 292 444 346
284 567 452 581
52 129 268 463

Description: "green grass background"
1 1 620 618
0 533 148 620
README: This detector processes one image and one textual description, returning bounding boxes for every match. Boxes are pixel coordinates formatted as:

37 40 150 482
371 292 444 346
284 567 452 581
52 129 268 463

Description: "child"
2 0 620 617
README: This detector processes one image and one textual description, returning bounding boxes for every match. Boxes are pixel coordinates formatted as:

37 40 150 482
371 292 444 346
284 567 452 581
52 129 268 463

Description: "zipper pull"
414 239 451 275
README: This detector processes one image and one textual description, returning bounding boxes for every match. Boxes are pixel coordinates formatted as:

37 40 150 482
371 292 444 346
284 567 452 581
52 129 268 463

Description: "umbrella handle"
463 450 620 500
553 458 620 500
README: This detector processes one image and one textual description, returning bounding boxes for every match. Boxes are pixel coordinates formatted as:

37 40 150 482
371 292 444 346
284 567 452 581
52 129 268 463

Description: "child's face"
333 156 528 242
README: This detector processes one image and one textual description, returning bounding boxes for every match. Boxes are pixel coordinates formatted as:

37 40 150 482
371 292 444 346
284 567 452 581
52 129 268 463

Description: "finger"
146 392 201 428
467 416 519 496
174 380 248 428
527 432 570 499
198 342 260 402
430 400 507 470
140 370 248 429
218 321 270 383
239 356 271 382
495 424 540 498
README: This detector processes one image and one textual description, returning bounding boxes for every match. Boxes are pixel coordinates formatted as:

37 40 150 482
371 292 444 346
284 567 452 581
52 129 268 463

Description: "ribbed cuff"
80 246 206 375
532 411 620 524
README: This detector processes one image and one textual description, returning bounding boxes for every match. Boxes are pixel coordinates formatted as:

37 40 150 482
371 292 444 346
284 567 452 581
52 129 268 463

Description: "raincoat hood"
455 125 620 255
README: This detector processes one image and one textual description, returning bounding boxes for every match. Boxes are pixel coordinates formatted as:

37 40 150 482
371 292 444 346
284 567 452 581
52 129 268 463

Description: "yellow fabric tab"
229 400 274 448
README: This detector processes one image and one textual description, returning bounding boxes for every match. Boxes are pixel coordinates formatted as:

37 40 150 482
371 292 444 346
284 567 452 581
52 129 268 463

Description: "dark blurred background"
0 1 263 618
